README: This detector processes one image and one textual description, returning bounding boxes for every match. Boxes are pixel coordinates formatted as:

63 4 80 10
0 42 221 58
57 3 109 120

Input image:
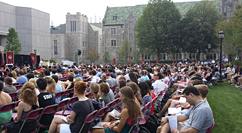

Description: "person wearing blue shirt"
17 70 28 85
52 75 63 103
139 70 147 83
74 70 83 80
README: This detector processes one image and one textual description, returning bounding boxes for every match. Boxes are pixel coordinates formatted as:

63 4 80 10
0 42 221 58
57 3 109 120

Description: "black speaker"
78 50 81 55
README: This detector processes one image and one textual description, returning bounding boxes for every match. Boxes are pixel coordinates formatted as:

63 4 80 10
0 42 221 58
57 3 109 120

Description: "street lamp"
218 31 224 82
34 49 37 53
208 44 211 60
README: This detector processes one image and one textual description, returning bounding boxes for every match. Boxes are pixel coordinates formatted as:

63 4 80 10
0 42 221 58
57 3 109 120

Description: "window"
214 54 216 59
176 54 178 60
85 50 87 56
85 42 87 47
111 40 116 46
129 33 133 41
111 28 116 34
83 50 84 56
54 40 57 55
70 21 72 32
70 21 76 32
179 54 182 60
145 54 147 60
83 41 84 47
163 54 166 60
113 15 117 20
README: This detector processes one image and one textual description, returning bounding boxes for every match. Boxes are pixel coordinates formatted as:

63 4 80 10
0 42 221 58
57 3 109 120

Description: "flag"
1 51 5 66
6 51 14 64
113 58 116 65
30 53 37 65
129 57 131 64
156 57 158 64
142 57 144 64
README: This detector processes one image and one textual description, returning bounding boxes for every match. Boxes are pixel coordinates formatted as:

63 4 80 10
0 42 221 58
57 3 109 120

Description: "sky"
0 0 200 26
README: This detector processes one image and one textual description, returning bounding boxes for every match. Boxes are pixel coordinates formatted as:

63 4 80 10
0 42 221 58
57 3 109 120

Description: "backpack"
140 115 160 133
92 99 105 110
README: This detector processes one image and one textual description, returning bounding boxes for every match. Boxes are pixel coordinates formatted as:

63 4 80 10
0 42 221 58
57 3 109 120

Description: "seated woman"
114 79 126 99
3 77 17 93
92 86 143 133
139 82 152 106
126 82 143 106
48 81 94 133
17 70 28 85
0 81 12 125
99 82 111 105
90 83 105 110
2 82 38 133
29 78 40 96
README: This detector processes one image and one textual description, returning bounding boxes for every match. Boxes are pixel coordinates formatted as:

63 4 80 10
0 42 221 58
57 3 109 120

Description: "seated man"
157 86 214 133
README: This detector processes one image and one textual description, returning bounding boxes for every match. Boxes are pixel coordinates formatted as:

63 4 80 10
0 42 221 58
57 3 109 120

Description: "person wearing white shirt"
152 73 168 96
124 69 130 81
90 70 101 83
162 71 170 85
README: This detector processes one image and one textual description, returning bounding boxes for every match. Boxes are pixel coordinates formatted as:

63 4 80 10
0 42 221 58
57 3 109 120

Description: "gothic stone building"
50 12 102 63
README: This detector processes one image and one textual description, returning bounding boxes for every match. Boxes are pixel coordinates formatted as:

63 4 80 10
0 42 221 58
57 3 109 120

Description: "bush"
50 59 56 63
231 60 240 65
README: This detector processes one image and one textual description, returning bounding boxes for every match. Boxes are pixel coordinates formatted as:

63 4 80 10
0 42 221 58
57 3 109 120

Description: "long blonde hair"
45 76 56 94
90 83 100 100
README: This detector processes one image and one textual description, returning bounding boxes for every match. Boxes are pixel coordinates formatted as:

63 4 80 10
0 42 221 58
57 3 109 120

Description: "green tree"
5 27 22 54
86 49 100 63
135 0 181 61
133 50 140 61
103 51 110 63
180 0 220 59
119 39 132 62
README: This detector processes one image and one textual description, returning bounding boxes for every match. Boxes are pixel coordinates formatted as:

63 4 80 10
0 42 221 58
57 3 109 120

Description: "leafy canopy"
5 27 22 54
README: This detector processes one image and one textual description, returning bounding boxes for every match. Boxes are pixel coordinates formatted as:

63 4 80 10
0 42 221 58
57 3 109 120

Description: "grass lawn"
207 81 242 133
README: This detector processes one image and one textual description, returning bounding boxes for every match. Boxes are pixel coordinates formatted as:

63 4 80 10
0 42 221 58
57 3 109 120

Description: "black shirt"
38 92 55 125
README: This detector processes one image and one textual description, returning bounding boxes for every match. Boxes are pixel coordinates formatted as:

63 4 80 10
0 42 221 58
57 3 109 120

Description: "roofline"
103 6 109 24
103 24 124 26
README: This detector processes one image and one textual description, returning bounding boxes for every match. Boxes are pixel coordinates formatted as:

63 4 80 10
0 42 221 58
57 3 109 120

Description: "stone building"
50 12 102 63
220 0 238 20
0 1 51 59
101 2 223 62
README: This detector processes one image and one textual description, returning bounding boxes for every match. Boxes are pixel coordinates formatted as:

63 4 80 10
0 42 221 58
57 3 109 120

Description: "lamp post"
34 49 37 53
208 44 211 60
218 31 224 82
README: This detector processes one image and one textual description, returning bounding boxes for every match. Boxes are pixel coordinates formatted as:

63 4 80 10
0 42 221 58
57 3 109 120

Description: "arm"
177 114 188 122
172 127 198 133
112 108 129 132
66 111 76 124
64 82 72 91
15 102 24 122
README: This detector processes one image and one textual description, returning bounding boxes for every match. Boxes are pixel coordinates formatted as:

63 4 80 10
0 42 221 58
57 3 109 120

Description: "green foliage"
86 49 100 63
133 50 141 61
119 39 132 61
50 59 56 63
135 0 181 60
180 0 220 55
231 60 240 65
103 51 110 63
5 27 22 54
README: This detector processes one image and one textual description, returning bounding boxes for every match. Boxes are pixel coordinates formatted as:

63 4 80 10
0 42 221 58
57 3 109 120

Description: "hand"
109 123 115 130
103 124 109 128
160 117 168 126
176 105 181 108
14 116 18 122
172 128 179 133
66 116 74 124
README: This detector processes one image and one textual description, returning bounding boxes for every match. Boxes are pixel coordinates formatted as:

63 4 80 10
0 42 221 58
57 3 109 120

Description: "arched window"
189 54 192 59
179 54 182 60
163 54 166 60
214 54 216 59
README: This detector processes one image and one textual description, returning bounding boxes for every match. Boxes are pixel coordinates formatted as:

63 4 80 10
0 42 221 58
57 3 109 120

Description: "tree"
86 49 100 63
135 0 181 61
119 39 132 62
5 27 22 54
180 0 220 60
103 51 110 63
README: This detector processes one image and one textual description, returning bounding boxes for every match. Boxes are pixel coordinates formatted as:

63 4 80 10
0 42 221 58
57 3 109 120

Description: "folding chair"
128 117 141 133
0 102 16 125
63 89 70 97
20 82 26 86
206 122 215 133
61 97 79 116
13 82 19 86
55 99 69 115
86 92 93 98
37 104 59 132
15 85 22 90
9 92 19 101
79 110 98 133
110 98 119 108
55 91 64 98
19 108 44 133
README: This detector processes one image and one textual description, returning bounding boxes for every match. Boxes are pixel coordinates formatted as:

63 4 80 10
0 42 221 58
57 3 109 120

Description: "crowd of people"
0 62 227 133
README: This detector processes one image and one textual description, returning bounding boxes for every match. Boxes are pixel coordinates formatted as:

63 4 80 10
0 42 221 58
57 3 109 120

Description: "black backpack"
140 115 160 133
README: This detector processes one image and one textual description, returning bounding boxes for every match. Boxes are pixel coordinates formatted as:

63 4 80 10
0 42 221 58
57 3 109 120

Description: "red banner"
156 57 158 64
6 51 14 64
113 58 116 65
1 51 5 66
129 57 131 64
142 57 144 64
30 53 37 65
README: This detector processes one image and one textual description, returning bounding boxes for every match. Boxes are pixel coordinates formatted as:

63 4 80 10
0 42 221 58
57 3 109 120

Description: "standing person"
92 86 143 133
0 81 12 125
37 78 55 127
3 77 17 93
48 81 94 133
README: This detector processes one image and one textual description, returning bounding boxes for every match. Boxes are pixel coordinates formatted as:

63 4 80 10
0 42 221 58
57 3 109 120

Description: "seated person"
51 75 63 103
157 86 214 133
99 82 111 105
92 86 143 133
114 79 127 99
139 82 152 106
17 70 28 85
90 83 105 110
48 81 94 133
3 77 17 93
0 81 12 125
37 78 55 127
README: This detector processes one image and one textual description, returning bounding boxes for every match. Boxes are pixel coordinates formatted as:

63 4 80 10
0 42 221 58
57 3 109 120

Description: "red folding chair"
0 102 16 125
8 92 18 101
96 106 109 118
55 99 69 115
13 83 19 86
55 91 64 98
20 82 26 86
206 122 215 133
18 108 44 133
110 98 119 108
61 97 78 116
79 110 97 133
15 85 22 90
86 92 93 98
63 89 70 96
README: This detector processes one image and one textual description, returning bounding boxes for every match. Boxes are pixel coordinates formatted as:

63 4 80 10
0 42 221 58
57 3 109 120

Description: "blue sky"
0 0 201 26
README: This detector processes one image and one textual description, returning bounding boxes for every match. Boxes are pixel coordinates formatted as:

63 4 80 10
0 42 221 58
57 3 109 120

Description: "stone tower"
221 0 239 20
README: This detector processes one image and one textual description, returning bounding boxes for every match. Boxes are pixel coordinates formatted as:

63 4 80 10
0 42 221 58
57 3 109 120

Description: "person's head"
11 71 17 79
191 79 204 86
91 70 97 76
118 79 126 88
4 77 13 85
90 83 100 100
101 75 107 81
145 80 153 91
37 77 47 91
183 86 201 105
74 81 87 95
68 74 74 82
45 76 56 94
44 70 50 76
75 77 83 82
99 82 110 95
154 72 162 80
118 76 126 81
126 82 142 106
74 70 79 75
27 73 34 81
19 70 24 76
8 73 13 78
129 72 138 85
19 86 37 106
38 70 45 78
120 86 142 121
51 75 59 83
0 81 4 92
139 82 150 97
194 85 208 99
162 71 167 77
29 78 37 87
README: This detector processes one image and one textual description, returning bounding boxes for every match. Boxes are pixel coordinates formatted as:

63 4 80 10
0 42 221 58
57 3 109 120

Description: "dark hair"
119 79 126 88
4 77 13 85
52 75 59 83
27 73 34 80
68 74 74 82
129 72 138 85
162 71 167 76
139 82 150 97
19 70 24 75
44 70 50 76
52 69 57 74
0 81 4 91
145 80 153 90
37 78 47 90
183 86 200 96
91 70 97 75
188 72 196 77
194 85 208 98
74 70 79 74
99 83 110 94
155 72 163 79
8 73 13 77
